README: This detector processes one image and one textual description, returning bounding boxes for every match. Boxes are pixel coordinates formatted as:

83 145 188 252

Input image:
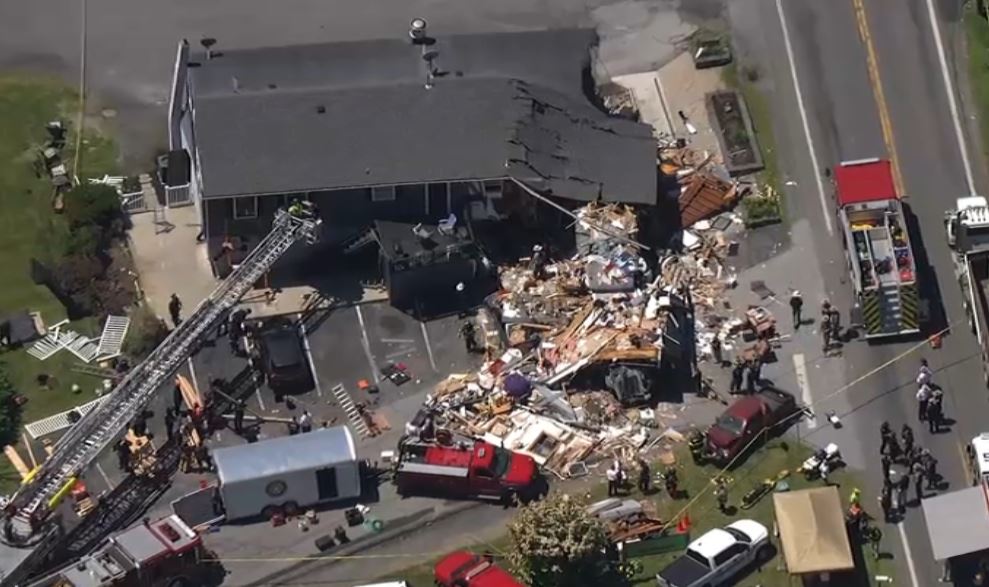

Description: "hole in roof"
316 105 326 114
267 83 278 90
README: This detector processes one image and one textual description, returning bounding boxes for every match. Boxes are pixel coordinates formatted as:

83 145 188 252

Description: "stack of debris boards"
27 315 131 363
658 144 745 228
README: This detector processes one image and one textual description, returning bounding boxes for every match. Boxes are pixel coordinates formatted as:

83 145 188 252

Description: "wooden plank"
4 445 30 480
21 432 37 468
175 374 202 410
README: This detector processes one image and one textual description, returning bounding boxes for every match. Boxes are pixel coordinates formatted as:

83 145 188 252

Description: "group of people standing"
728 357 763 395
789 292 843 354
873 360 944 522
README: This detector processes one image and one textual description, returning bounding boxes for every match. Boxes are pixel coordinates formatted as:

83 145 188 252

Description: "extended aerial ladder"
1 209 320 544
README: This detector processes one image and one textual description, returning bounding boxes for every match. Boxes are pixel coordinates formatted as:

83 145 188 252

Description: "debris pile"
413 203 714 477
408 183 779 480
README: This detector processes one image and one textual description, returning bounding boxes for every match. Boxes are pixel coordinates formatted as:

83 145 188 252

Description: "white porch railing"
165 183 192 207
120 190 152 214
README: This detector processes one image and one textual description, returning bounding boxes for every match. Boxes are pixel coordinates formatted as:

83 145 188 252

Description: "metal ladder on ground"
331 384 371 437
5 210 320 539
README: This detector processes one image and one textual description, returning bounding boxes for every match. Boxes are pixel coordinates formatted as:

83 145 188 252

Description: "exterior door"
316 467 339 500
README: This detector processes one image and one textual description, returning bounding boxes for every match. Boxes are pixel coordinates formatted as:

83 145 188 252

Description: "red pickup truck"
706 387 799 466
434 550 524 587
394 440 539 502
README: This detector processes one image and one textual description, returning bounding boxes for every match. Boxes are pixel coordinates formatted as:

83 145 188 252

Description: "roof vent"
316 105 326 114
409 18 428 42
200 37 217 60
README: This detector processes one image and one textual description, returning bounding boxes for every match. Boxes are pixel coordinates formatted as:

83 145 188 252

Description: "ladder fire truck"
0 209 320 585
835 159 921 338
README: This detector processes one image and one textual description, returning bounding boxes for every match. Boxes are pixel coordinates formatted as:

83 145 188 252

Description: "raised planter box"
742 193 783 228
706 90 765 177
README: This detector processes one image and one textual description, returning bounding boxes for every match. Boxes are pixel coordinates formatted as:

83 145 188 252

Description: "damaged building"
164 27 658 294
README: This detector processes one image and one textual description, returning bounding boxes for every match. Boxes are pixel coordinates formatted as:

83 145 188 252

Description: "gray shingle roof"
189 29 657 204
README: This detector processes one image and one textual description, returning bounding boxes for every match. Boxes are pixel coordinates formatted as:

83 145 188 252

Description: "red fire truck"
835 158 921 338
26 514 209 587
394 440 539 503
434 550 525 587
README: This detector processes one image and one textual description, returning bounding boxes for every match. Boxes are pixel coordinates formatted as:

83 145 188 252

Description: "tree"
507 493 629 587
0 365 21 446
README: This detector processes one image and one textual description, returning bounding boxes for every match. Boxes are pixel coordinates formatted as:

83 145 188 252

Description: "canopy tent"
773 487 854 574
922 486 989 560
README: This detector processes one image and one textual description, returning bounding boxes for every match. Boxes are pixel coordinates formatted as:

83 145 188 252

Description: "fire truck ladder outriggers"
2 210 320 542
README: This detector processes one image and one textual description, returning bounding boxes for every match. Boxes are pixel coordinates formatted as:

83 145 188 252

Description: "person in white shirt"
916 383 932 422
606 466 619 496
917 358 934 388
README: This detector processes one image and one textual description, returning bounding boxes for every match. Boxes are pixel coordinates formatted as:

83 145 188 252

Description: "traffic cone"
676 513 692 533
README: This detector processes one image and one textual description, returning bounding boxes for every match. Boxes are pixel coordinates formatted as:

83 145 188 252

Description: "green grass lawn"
623 441 893 586
0 75 119 493
966 3 989 164
375 439 893 587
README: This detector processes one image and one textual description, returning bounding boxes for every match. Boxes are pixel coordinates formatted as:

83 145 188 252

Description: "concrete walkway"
129 206 390 323
128 206 215 324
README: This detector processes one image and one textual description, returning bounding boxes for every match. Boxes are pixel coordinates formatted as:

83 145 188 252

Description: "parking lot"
187 300 477 448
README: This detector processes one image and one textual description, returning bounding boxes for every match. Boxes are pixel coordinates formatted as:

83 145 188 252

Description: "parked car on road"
435 550 524 587
656 520 771 587
255 316 314 397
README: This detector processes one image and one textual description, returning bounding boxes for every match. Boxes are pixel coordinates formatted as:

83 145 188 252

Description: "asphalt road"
0 0 696 167
732 0 989 584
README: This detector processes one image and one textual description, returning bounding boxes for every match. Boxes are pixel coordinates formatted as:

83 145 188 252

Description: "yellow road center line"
852 0 906 196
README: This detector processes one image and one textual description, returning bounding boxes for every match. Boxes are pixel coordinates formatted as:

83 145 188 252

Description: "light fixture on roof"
409 18 428 42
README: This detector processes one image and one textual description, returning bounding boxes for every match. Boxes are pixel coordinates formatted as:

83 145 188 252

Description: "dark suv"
256 317 314 397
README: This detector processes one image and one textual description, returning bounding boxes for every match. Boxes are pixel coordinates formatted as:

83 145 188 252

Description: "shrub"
0 365 21 446
64 183 124 255
123 305 169 360
65 183 123 232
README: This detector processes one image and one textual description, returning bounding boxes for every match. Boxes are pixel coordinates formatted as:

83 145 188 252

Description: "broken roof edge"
199 174 514 200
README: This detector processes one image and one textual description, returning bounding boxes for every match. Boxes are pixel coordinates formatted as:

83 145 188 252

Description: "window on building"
371 186 396 202
233 196 258 219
